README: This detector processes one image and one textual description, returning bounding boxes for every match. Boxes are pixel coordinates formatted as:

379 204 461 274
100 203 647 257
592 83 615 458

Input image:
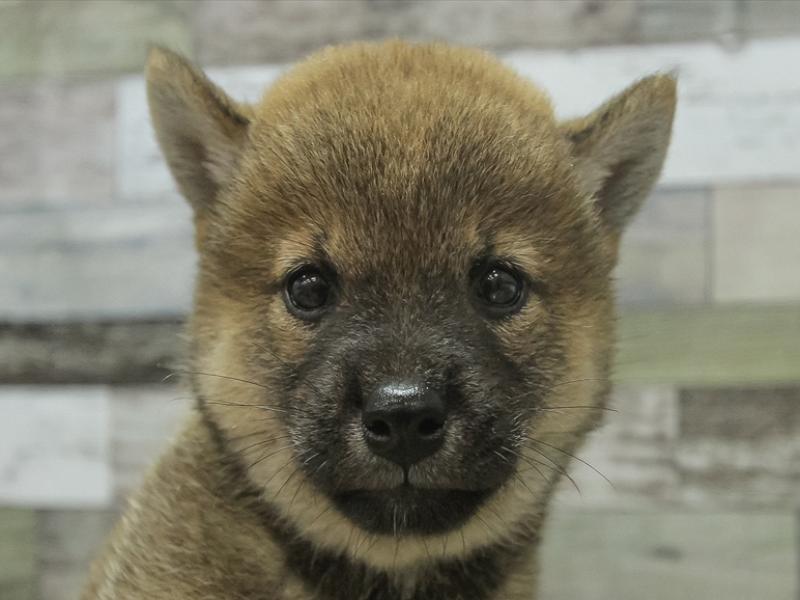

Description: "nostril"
417 416 444 438
365 418 392 440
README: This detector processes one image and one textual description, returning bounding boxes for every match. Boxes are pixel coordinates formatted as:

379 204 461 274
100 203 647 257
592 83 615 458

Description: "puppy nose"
362 381 447 467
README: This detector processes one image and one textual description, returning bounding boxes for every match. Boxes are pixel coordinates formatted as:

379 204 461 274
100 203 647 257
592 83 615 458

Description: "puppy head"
147 42 675 567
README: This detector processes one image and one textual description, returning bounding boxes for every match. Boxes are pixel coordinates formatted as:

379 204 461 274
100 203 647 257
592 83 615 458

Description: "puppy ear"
561 75 677 234
145 47 250 213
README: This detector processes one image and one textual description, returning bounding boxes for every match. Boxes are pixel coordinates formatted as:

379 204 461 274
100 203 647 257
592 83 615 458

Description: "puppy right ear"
145 47 250 214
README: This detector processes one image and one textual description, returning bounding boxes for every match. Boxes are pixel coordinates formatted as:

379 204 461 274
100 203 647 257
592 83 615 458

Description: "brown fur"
84 41 675 600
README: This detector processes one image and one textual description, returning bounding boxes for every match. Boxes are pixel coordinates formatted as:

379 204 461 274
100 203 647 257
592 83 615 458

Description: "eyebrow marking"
489 231 547 277
273 229 330 281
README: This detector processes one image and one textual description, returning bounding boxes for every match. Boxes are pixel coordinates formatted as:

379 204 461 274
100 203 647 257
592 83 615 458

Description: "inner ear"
561 74 677 235
145 47 251 215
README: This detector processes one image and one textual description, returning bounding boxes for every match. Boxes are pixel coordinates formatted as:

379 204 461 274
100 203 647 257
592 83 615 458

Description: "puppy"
84 41 675 600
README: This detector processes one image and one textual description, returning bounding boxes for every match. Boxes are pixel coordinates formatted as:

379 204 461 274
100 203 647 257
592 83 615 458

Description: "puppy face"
147 42 675 566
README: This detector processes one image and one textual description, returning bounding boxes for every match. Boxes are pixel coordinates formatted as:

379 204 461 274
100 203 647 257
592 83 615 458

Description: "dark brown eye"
285 266 332 317
475 264 525 315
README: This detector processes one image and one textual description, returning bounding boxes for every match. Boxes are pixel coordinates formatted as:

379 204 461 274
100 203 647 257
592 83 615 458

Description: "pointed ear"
561 75 677 234
145 47 251 213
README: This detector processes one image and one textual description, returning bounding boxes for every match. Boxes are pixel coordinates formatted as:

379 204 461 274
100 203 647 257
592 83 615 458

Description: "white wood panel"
116 65 283 203
110 386 191 500
117 38 800 204
0 203 194 320
0 386 111 508
507 38 800 185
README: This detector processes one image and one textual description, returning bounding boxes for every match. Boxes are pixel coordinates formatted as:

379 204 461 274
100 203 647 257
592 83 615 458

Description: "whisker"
474 514 497 540
236 434 292 455
306 504 332 530
224 428 277 443
495 448 539 499
523 446 581 496
525 437 614 489
550 377 613 389
251 341 329 399
263 455 298 488
499 445 546 482
165 369 317 415
289 471 310 513
246 444 294 471
503 445 580 495
164 369 267 390
539 405 617 412
204 400 289 414
275 462 304 500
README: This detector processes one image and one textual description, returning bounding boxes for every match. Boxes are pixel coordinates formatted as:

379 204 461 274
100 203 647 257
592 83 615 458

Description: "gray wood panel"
677 386 800 508
617 188 709 306
0 320 183 384
714 185 800 303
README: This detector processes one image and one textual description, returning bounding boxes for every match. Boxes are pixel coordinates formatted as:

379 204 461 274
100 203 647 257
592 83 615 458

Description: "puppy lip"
333 480 498 496
341 482 470 493
330 486 495 535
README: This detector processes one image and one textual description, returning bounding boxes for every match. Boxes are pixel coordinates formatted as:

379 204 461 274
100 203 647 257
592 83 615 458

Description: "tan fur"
84 40 675 600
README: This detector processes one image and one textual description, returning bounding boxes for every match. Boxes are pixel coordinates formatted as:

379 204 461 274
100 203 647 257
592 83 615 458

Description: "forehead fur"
210 40 601 284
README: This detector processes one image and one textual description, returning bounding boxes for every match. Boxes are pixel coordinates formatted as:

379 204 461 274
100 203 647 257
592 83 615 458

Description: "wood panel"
539 510 797 600
616 304 800 385
0 387 111 508
0 508 35 600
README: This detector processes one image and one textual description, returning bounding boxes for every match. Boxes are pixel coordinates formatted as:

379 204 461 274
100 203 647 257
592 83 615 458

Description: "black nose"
362 381 447 467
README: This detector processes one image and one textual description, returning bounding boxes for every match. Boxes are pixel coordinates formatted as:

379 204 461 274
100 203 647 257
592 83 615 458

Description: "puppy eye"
474 264 526 315
285 265 332 317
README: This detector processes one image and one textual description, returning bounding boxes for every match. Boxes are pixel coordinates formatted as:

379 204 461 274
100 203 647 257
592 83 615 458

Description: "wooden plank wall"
1 1 799 599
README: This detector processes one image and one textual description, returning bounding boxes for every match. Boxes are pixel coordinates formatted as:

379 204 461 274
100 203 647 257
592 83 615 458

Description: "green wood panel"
539 510 797 600
0 1 192 80
0 508 35 600
38 510 118 600
616 304 800 385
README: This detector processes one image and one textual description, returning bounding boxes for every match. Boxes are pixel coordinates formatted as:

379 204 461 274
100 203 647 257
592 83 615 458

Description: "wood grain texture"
190 0 638 65
506 39 800 186
118 39 800 208
0 508 35 600
110 386 191 500
677 386 800 508
616 188 709 307
554 385 679 510
615 304 800 385
0 387 111 508
0 320 183 384
713 184 800 303
37 509 118 600
0 0 192 80
539 510 797 600
3 304 798 385
0 203 194 320
0 78 115 208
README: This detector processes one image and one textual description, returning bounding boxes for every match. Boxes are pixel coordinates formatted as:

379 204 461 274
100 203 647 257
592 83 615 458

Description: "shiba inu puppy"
84 41 675 599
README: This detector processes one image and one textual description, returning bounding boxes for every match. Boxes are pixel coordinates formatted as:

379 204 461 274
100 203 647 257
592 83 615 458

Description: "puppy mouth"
332 484 493 535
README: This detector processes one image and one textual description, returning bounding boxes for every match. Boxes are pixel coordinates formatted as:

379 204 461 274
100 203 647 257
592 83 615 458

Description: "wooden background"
1 1 799 598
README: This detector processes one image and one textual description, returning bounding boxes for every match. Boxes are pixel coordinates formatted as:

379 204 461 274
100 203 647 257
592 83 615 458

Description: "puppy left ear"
145 47 251 215
561 74 677 235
